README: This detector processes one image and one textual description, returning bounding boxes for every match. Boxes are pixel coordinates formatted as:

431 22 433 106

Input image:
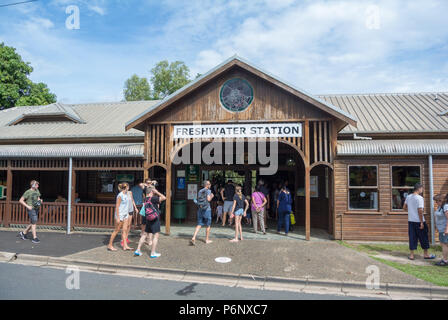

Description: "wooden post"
70 168 76 231
143 124 150 181
164 124 172 235
304 120 311 241
4 161 12 227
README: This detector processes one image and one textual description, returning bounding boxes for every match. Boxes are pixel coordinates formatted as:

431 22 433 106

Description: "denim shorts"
234 208 244 216
439 232 448 244
27 209 38 224
197 208 212 227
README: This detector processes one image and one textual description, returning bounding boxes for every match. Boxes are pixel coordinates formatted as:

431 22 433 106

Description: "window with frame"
391 166 421 210
348 165 378 210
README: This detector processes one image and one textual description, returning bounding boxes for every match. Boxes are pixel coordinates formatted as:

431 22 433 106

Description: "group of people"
405 183 448 266
14 178 448 266
190 179 294 245
106 178 166 259
210 179 294 235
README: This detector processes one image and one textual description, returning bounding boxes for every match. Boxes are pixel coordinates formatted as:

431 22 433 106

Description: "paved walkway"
0 229 431 287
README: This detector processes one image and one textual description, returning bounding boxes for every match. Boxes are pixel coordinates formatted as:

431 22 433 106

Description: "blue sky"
0 0 447 104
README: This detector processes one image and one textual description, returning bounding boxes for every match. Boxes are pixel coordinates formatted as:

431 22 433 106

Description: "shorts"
118 212 129 222
197 208 212 227
223 200 233 213
234 208 244 216
27 209 38 224
128 210 134 216
439 232 448 244
408 221 430 251
145 217 161 234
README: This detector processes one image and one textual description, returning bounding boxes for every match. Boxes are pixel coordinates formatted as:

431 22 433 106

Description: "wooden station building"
1 56 447 241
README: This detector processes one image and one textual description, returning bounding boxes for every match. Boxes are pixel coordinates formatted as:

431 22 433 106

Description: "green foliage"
0 42 56 109
123 74 152 101
123 60 192 101
150 60 191 99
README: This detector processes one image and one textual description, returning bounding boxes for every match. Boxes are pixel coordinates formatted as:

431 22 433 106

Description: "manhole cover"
215 257 232 263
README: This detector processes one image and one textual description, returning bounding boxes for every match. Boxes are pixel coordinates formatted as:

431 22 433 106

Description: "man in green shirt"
19 180 42 243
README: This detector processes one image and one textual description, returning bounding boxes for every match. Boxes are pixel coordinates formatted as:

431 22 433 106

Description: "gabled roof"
319 92 448 134
125 55 358 131
0 100 160 141
7 102 85 125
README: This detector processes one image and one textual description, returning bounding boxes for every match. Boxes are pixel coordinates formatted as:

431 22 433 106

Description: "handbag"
139 205 145 217
290 211 296 225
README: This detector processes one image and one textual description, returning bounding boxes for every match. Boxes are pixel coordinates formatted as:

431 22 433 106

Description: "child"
216 200 223 223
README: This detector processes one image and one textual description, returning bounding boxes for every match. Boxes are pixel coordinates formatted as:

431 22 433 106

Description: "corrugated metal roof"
319 93 448 134
0 100 160 141
337 140 448 156
0 143 144 158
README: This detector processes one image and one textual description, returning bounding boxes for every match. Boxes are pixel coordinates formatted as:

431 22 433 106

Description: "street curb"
3 251 448 299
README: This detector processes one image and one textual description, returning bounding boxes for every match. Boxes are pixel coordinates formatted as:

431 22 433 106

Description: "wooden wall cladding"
333 157 433 241
433 157 448 196
147 66 332 123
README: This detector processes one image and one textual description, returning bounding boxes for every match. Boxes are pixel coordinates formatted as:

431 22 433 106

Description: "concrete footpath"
1 228 447 299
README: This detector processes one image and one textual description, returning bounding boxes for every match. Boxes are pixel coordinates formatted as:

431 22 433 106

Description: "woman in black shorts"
134 186 166 259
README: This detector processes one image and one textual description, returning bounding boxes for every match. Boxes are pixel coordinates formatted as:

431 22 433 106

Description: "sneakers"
19 232 27 240
31 238 40 244
150 252 161 259
134 250 142 257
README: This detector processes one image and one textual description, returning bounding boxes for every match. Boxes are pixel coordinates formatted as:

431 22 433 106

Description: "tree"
123 74 151 101
150 60 191 99
0 43 56 109
16 82 57 106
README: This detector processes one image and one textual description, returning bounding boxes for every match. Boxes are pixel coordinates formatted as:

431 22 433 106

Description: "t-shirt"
224 183 235 201
198 188 212 210
435 204 448 233
259 185 269 197
22 189 41 209
233 194 245 211
117 192 129 215
251 191 265 211
405 193 425 223
278 190 292 213
131 185 144 206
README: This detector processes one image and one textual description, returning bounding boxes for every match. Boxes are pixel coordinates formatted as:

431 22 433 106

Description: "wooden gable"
146 66 333 124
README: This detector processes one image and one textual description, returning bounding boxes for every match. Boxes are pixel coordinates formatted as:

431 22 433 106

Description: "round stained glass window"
219 78 254 112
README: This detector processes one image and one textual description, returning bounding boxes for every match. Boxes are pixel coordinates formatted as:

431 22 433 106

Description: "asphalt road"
0 262 379 300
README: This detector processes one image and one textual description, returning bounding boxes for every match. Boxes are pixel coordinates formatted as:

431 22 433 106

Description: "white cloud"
88 5 105 16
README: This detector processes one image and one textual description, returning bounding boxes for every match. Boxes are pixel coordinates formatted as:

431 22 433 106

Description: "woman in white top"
107 183 133 251
434 194 448 266
123 187 138 247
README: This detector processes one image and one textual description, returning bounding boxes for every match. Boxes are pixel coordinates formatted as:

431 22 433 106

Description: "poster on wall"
310 176 318 198
177 177 186 190
187 184 198 200
177 170 186 178
186 165 200 182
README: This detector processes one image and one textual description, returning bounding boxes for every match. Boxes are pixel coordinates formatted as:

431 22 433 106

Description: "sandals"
435 260 448 266
190 239 196 246
424 254 436 260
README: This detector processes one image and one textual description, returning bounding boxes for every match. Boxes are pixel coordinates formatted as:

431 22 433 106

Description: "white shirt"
405 193 425 223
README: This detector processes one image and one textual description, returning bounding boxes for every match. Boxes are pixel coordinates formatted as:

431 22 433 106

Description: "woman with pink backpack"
251 185 268 234
134 185 166 259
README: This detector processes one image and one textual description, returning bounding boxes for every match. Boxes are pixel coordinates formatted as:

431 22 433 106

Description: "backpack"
196 188 209 210
144 198 159 222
